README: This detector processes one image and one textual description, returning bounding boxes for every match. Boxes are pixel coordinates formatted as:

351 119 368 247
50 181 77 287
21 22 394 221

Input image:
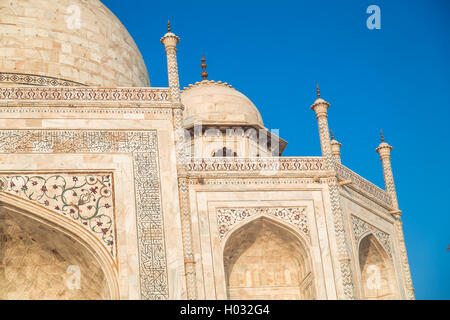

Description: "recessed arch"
358 233 398 300
223 217 315 300
0 192 119 299
220 211 311 250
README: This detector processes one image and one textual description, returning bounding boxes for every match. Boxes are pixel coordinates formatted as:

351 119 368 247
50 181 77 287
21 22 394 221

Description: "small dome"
313 97 329 105
376 141 392 150
0 0 149 87
181 80 264 128
330 139 341 146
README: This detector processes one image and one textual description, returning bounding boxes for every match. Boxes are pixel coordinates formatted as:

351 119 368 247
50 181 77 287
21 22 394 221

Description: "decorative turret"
376 130 415 299
375 130 400 213
310 84 333 168
161 20 181 105
330 130 342 164
310 84 356 300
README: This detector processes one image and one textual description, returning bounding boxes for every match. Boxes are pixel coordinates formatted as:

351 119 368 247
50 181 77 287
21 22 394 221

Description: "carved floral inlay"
351 215 392 257
0 173 116 259
217 207 309 241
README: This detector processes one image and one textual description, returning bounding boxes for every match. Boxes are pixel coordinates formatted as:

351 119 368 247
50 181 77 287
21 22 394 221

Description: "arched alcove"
359 234 398 300
223 218 314 300
0 205 112 300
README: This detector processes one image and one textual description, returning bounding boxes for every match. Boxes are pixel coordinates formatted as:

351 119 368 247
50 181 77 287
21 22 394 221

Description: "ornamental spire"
316 83 320 98
168 20 171 32
376 130 398 211
330 130 342 164
201 53 208 80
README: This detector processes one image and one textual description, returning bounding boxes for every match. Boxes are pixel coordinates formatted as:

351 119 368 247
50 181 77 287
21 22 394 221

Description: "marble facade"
0 0 414 300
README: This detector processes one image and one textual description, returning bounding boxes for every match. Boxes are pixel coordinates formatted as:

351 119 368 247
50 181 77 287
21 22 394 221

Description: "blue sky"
102 0 450 299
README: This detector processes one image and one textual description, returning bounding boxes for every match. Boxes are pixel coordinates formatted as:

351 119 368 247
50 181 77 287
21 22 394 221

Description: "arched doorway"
223 218 314 300
359 234 398 299
0 204 112 300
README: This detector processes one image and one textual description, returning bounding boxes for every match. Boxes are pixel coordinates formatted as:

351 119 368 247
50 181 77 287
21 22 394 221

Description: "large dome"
181 80 264 128
0 0 149 87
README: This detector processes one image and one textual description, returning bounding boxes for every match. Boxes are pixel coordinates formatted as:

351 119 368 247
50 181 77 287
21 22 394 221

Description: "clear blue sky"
102 0 450 299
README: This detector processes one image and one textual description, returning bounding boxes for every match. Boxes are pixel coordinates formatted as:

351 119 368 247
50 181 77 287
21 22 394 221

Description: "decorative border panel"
351 215 392 257
217 207 309 242
0 87 171 104
0 130 167 300
336 164 393 208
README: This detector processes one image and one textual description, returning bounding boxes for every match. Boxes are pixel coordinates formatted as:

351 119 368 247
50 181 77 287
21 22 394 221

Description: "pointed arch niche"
223 218 314 300
0 197 117 300
358 234 398 300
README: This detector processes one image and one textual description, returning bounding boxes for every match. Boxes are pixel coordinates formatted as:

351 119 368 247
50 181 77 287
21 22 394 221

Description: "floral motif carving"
217 207 309 241
0 173 116 258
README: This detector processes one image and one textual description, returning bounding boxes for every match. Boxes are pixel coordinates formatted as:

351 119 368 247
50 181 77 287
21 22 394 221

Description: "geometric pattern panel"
0 172 117 261
0 130 167 300
0 72 85 87
351 215 392 258
217 207 309 242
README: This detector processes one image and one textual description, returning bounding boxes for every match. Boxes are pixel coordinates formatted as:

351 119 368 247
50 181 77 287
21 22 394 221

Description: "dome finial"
316 83 321 98
201 53 208 80
168 20 171 32
380 129 385 142
330 130 335 140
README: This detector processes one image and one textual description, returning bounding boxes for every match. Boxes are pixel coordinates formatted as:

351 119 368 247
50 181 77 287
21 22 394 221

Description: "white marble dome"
181 80 264 128
0 0 149 87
